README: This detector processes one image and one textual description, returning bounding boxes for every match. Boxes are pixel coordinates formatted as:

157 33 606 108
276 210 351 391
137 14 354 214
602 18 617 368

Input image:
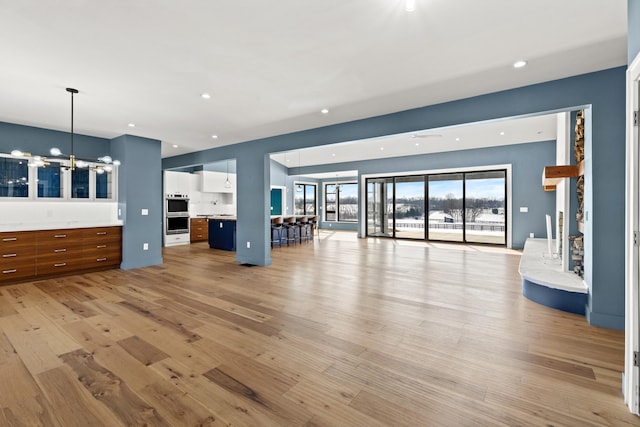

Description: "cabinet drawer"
84 243 121 255
0 264 37 282
83 251 122 267
0 231 36 251
82 227 122 243
0 245 36 261
37 228 83 242
36 259 84 276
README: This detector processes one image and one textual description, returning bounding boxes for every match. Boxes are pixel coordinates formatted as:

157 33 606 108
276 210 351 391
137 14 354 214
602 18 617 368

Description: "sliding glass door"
394 176 426 239
367 169 506 245
465 171 506 244
428 173 464 242
366 178 393 237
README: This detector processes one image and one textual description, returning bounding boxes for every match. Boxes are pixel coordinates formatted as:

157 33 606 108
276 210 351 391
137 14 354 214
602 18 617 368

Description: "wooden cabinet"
0 226 122 284
36 228 84 276
0 231 37 282
190 218 208 242
82 227 122 268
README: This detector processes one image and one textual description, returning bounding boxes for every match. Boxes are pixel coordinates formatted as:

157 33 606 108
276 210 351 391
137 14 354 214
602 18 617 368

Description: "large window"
325 182 358 222
96 170 113 199
366 169 506 245
294 183 316 216
0 157 29 197
71 168 90 199
0 153 117 201
38 163 63 198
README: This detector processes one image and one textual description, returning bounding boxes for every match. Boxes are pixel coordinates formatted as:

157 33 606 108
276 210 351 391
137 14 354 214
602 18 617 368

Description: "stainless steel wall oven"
166 194 189 235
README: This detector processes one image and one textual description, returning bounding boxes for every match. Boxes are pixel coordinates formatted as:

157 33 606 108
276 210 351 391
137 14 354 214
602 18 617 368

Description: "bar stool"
309 216 319 239
271 217 284 248
298 216 310 242
284 217 299 245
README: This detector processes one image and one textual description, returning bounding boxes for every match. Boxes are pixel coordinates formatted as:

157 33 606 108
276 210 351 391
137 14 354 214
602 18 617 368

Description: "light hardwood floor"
0 231 637 426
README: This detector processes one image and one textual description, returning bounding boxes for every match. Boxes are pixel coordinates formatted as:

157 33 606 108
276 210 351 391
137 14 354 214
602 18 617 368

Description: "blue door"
270 188 282 215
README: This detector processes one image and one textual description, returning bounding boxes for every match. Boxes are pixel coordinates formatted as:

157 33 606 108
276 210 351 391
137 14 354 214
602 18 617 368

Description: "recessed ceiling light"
455 137 460 141
513 60 527 69
405 0 416 12
380 147 384 151
172 144 179 148
321 108 329 114
201 93 211 99
211 135 218 139
415 142 420 147
500 131 505 136
331 153 336 157
128 123 135 128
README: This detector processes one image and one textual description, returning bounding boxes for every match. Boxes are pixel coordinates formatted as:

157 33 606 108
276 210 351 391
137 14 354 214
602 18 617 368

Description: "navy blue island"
208 217 236 251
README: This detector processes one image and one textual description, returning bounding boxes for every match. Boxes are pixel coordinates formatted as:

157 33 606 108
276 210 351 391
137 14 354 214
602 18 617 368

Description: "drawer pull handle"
96 245 107 248
96 257 107 262
2 269 17 274
54 263 67 267
2 253 17 258
2 238 17 242
54 248 67 253
54 234 67 238
96 232 107 235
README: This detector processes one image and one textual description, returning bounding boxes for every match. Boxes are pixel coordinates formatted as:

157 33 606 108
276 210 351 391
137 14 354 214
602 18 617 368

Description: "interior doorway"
625 54 640 415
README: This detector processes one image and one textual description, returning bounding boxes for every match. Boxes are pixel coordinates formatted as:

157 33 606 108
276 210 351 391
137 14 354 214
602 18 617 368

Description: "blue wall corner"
111 134 163 270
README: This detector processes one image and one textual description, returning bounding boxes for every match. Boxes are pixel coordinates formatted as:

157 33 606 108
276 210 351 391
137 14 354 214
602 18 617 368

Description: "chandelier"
11 87 120 173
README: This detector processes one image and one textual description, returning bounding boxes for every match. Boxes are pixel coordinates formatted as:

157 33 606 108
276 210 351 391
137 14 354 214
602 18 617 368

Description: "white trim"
625 52 640 415
359 163 513 248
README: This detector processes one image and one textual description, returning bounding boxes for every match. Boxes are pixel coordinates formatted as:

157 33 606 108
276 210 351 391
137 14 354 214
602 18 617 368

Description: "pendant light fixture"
11 87 120 172
224 159 232 188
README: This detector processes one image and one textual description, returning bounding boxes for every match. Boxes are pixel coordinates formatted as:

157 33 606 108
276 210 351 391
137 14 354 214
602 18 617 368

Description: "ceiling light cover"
513 60 528 68
405 0 416 12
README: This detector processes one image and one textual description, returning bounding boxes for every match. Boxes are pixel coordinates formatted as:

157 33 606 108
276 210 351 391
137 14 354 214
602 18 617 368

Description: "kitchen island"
206 216 236 251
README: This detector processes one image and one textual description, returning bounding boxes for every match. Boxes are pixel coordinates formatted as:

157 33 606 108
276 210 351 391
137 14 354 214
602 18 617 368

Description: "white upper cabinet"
164 171 191 196
197 171 235 194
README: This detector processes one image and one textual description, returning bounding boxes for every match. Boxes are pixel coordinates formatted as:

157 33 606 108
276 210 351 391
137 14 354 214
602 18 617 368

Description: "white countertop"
0 220 124 232
518 238 587 294
193 215 236 220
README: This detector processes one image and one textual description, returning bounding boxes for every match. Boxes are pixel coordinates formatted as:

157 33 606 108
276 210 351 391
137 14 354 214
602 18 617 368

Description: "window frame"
324 181 358 223
0 152 118 202
293 182 317 216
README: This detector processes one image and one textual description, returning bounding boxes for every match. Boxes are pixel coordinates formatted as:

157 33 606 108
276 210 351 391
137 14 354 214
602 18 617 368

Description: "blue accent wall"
0 121 110 159
163 66 626 329
111 134 163 270
630 0 640 62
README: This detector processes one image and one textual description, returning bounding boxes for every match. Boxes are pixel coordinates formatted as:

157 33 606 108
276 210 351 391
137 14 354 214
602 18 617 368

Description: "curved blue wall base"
522 279 587 315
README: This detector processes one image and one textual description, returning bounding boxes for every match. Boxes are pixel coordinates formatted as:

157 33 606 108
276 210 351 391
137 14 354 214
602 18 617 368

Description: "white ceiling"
271 113 559 168
0 1 627 161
